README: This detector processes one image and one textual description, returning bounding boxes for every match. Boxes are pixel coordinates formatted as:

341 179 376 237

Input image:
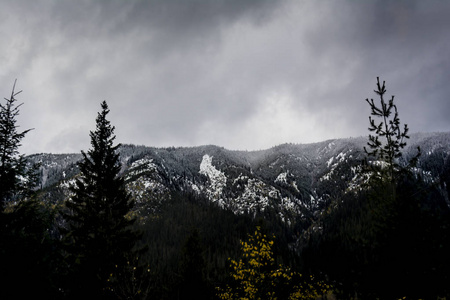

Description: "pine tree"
0 80 36 208
359 77 430 297
363 77 420 186
63 101 139 298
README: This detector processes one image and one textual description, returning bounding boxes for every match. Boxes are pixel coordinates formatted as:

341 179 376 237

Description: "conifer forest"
1 78 450 299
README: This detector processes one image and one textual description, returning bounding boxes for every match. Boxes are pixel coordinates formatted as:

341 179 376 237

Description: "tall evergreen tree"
0 80 35 207
63 101 139 298
0 81 58 298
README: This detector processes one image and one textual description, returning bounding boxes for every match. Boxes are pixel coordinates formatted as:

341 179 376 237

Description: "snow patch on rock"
199 154 227 206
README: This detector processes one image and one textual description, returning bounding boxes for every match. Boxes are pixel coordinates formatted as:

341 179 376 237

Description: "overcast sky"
1 0 449 154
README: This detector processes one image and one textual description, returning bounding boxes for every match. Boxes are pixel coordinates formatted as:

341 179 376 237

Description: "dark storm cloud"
285 0 450 134
0 0 449 154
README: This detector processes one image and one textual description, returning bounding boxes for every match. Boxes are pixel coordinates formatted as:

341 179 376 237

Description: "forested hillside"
18 131 450 299
31 132 450 223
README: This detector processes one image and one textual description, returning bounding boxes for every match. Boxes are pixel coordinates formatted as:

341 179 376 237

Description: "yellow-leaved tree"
217 226 333 300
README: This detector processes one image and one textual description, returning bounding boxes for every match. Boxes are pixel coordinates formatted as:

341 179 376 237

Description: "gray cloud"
0 0 449 154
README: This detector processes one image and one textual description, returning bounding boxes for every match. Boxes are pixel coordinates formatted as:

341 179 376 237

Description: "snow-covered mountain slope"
29 132 450 221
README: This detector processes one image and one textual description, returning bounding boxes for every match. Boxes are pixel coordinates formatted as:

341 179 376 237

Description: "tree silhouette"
363 76 420 186
63 101 139 298
0 81 56 298
0 80 36 207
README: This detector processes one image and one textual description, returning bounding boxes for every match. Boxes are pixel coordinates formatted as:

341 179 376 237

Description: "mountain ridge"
29 131 450 225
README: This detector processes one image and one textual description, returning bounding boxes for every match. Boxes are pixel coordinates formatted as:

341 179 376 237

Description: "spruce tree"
0 80 35 207
0 81 57 298
63 101 138 298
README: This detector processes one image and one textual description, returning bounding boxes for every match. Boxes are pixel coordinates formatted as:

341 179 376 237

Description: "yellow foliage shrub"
216 226 333 300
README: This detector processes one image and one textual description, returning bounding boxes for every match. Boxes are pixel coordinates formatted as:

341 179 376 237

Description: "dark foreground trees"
62 101 140 299
301 77 450 299
0 81 57 299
